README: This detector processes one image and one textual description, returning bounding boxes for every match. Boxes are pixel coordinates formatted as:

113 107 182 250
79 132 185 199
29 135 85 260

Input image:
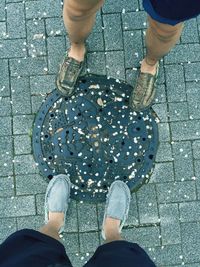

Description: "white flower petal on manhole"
97 97 104 106
89 84 100 89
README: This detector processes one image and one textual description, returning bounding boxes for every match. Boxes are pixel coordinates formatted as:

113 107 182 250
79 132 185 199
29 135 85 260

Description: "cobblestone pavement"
0 0 200 266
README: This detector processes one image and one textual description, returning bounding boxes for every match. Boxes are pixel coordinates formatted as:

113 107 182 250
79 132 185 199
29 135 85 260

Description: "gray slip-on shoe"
44 174 71 234
102 180 131 240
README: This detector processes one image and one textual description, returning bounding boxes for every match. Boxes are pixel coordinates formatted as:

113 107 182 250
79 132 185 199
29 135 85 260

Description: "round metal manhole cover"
32 75 159 203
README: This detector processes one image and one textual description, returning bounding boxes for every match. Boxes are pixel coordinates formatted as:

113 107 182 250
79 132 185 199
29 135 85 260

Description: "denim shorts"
143 0 196 26
0 229 156 267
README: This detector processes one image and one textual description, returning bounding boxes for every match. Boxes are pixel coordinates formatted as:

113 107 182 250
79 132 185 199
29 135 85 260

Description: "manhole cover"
32 75 159 203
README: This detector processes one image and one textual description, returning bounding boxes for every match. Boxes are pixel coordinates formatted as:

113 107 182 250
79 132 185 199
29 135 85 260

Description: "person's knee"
148 16 183 42
64 0 104 21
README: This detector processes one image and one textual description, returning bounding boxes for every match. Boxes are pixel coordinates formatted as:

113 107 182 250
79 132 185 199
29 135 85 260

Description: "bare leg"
39 212 64 241
141 16 184 75
63 0 104 61
104 217 123 243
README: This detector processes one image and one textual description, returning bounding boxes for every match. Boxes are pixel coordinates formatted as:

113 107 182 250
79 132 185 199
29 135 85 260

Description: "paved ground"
0 0 200 266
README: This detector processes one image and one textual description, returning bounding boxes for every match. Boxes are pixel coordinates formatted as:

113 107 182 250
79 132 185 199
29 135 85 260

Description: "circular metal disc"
32 75 159 203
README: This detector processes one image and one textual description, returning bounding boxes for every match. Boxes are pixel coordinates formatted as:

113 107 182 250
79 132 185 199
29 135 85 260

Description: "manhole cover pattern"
32 75 159 203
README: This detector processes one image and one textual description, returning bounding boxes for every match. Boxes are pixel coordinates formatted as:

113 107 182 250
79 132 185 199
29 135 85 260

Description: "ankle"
144 57 158 66
68 43 86 61
105 230 122 242
140 58 158 75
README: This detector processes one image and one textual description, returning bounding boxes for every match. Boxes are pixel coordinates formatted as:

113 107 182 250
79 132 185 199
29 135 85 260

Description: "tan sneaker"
129 64 159 111
56 49 87 96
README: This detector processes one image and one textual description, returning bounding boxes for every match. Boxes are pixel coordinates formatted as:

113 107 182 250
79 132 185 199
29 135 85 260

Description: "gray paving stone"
154 84 167 104
159 203 181 245
25 0 62 19
172 141 194 181
7 3 26 38
158 123 170 142
0 218 17 241
179 264 200 267
0 39 27 59
0 136 13 176
11 77 31 115
123 226 160 247
102 0 138 13
152 103 168 122
147 244 182 266
138 0 144 10
168 102 189 122
124 30 143 68
0 59 10 97
61 233 79 254
64 200 78 233
31 95 45 113
13 115 34 134
137 184 159 224
0 195 36 217
0 176 14 197
30 75 55 95
106 51 125 80
0 1 5 21
103 14 123 51
192 141 200 159
91 11 102 33
125 68 138 85
0 22 7 39
0 116 12 136
79 232 100 253
14 154 38 175
77 202 98 232
87 31 104 52
17 215 44 230
47 36 66 73
171 120 200 141
45 17 66 37
156 181 196 203
36 193 45 215
96 202 105 229
180 201 200 222
16 174 47 195
181 222 200 263
150 162 174 183
181 18 199 43
87 52 106 76
164 264 199 267
165 64 186 102
14 134 32 155
68 253 91 267
156 142 173 162
26 19 46 57
10 56 47 76
165 44 200 64
124 192 139 226
0 97 11 116
122 11 147 31
194 160 200 199
185 63 200 82
186 82 200 119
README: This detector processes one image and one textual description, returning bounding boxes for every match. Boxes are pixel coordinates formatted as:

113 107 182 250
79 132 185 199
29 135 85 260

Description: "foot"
45 174 71 233
102 180 131 240
68 43 86 62
103 217 121 240
56 43 87 97
129 59 159 111
140 58 158 75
